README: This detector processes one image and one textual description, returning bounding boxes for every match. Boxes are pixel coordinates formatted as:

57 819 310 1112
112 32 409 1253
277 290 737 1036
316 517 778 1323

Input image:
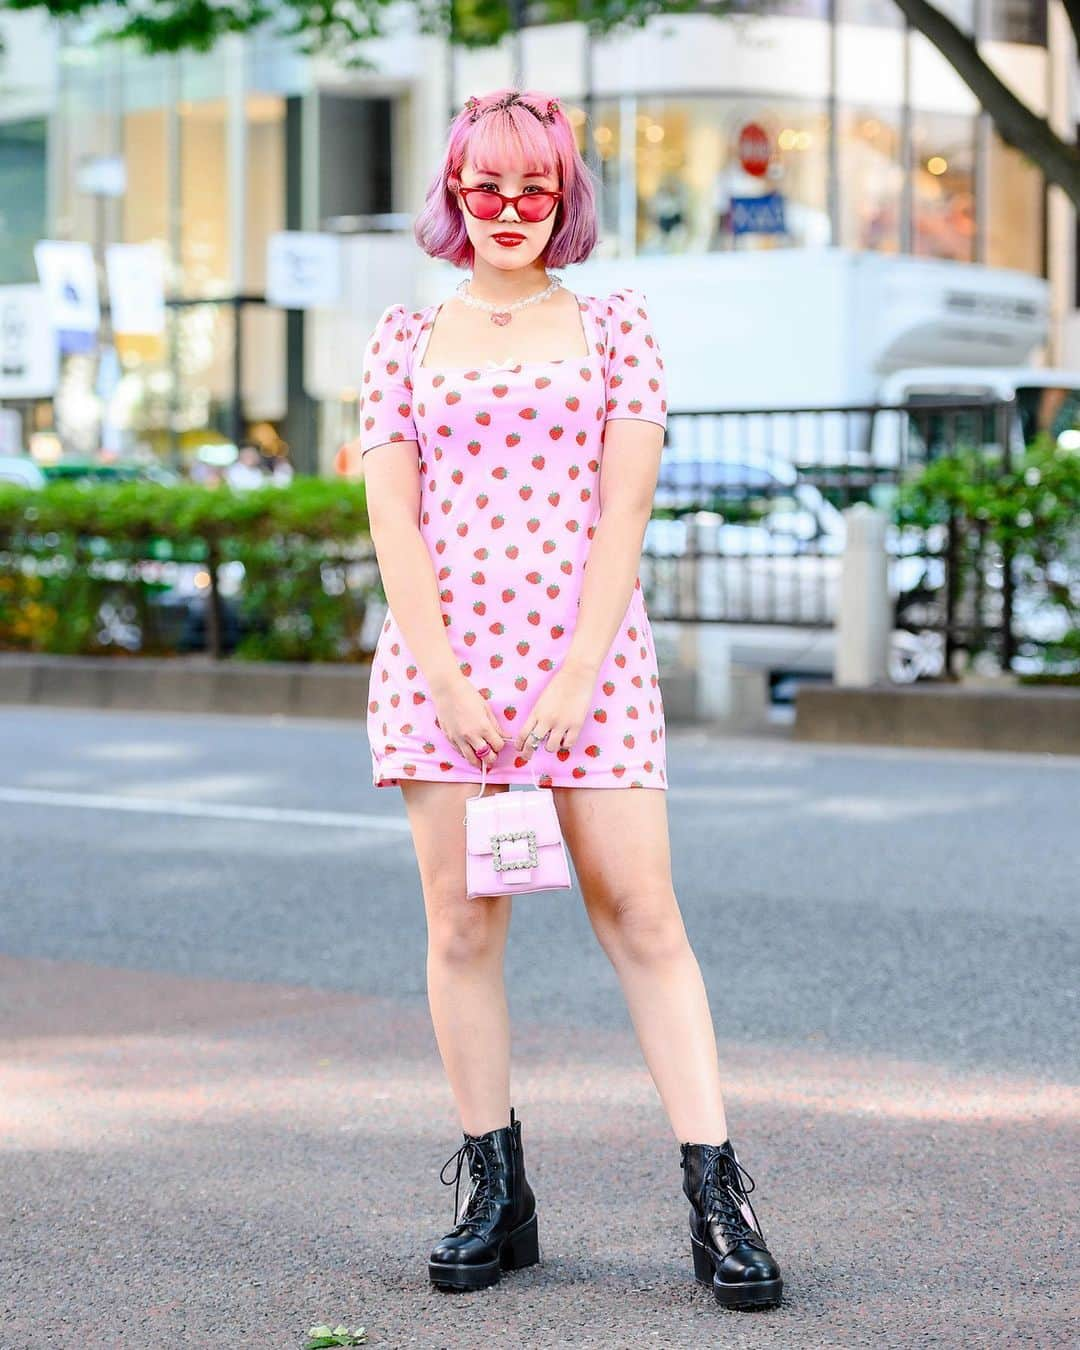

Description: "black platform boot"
680 1139 783 1310
428 1106 540 1292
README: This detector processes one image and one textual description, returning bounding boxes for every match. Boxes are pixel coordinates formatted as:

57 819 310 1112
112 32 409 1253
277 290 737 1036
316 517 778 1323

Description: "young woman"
358 87 783 1312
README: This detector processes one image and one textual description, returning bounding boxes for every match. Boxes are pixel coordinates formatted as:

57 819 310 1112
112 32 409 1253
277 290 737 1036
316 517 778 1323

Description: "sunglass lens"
469 193 502 220
519 194 555 222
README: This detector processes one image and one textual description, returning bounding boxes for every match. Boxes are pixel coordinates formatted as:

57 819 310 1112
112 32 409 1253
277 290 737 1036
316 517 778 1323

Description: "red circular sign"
737 122 771 177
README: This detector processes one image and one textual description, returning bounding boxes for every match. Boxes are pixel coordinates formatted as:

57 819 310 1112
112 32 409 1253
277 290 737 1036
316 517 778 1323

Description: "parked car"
642 452 1067 680
643 454 928 625
40 458 181 485
0 455 46 489
141 559 247 654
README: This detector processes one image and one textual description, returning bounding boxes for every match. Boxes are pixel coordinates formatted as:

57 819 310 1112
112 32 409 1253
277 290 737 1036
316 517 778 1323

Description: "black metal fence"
639 398 1030 675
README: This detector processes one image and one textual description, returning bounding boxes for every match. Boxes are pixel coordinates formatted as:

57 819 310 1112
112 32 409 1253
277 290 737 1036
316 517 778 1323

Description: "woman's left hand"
515 663 597 759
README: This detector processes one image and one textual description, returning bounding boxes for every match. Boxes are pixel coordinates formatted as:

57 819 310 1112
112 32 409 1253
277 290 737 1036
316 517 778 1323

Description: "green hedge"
0 477 378 662
895 431 1080 676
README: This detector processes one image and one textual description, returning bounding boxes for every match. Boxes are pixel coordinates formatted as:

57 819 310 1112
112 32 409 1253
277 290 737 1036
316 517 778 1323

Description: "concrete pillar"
689 625 770 729
835 503 891 687
695 625 734 719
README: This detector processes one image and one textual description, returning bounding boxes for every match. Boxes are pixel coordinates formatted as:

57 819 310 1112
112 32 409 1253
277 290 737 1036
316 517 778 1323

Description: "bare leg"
552 785 728 1143
400 779 514 1136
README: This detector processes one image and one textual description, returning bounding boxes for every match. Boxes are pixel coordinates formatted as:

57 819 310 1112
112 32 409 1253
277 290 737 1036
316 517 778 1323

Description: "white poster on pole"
0 408 21 455
33 240 100 353
105 242 166 336
0 284 59 399
266 231 342 310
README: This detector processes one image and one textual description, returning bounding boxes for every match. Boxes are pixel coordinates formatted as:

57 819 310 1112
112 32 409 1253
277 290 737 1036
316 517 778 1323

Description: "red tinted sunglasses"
456 184 563 224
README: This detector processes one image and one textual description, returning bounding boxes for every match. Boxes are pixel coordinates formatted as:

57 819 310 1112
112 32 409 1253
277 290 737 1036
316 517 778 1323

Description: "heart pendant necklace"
456 273 562 325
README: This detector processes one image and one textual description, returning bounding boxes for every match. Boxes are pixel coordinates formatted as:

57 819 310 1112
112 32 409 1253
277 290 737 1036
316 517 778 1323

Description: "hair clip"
464 91 560 126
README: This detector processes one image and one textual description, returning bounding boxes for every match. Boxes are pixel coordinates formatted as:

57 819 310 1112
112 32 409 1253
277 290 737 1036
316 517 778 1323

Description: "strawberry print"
358 289 668 789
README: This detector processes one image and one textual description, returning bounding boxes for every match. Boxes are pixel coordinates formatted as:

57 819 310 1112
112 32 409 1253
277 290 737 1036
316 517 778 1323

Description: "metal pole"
226 35 248 449
998 398 1016 671
826 0 840 246
973 0 990 264
900 17 914 255
231 296 244 448
447 11 457 124
167 56 183 472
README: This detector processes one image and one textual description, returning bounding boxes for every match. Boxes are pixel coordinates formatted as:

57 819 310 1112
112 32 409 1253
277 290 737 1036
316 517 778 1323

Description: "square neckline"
413 287 603 376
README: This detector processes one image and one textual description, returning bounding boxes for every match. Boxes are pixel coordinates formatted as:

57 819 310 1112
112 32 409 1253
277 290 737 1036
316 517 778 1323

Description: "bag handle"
476 745 545 798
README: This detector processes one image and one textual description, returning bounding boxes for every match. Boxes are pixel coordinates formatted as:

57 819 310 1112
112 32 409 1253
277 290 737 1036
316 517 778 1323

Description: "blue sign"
731 193 786 236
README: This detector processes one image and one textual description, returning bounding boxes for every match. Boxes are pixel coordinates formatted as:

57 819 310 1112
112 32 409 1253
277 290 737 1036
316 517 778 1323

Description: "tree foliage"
2 0 1078 203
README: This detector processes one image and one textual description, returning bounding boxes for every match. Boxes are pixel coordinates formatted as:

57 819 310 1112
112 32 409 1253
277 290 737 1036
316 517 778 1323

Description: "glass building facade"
0 1 1056 472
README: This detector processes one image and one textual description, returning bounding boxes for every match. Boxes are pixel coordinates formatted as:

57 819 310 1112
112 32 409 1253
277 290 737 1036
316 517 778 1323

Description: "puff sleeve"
358 303 419 456
603 288 668 431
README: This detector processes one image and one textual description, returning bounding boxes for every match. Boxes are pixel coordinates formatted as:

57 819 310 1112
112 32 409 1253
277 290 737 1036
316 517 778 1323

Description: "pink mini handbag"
464 751 572 899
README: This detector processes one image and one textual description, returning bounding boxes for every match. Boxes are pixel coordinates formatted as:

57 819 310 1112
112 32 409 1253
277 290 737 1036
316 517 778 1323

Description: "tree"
3 0 1078 207
890 0 1079 210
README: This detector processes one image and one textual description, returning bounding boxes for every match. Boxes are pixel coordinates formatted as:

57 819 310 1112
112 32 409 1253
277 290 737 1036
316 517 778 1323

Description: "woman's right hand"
430 671 507 768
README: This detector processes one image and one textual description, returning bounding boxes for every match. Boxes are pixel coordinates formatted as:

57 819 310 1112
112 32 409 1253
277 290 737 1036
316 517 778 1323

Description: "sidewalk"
1 952 1074 1348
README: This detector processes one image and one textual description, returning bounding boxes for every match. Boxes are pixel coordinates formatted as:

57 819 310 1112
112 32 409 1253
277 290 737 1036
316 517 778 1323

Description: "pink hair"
413 87 600 270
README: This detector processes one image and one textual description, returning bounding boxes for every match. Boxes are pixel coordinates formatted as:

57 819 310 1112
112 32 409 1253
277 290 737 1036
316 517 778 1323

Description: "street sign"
0 285 59 398
266 232 342 310
106 242 166 336
731 193 787 237
737 122 771 177
76 154 127 199
33 240 100 354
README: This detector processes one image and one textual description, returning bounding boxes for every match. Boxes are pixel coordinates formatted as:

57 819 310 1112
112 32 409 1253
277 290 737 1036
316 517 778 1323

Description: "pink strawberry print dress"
358 286 668 790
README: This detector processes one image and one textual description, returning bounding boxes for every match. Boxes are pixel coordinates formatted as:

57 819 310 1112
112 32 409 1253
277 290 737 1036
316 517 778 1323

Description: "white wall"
0 13 58 121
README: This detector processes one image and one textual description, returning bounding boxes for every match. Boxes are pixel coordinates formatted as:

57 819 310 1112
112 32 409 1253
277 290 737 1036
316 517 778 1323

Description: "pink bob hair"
413 87 600 270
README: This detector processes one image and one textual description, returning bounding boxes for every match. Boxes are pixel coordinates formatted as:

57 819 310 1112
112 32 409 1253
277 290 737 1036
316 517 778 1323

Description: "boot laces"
439 1137 498 1230
703 1149 767 1249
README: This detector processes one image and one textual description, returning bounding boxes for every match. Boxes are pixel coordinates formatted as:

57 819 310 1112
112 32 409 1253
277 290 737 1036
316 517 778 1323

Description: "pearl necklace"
455 274 563 326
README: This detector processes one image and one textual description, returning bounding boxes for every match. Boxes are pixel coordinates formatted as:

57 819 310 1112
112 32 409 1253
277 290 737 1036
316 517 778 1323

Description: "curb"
794 680 1080 754
0 653 708 725
0 654 371 720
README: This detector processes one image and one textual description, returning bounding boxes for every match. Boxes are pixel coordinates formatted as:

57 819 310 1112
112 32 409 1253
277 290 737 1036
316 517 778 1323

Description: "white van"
872 366 1080 465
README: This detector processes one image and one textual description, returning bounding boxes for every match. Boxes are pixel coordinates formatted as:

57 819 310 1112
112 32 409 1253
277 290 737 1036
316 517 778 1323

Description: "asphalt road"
0 705 1076 1349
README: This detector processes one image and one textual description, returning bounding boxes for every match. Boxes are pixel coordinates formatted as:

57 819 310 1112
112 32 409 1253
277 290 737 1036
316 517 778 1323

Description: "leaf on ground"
304 1324 367 1348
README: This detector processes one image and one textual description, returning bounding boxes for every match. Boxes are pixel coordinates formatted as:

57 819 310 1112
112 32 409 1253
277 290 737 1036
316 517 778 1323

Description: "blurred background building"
0 0 1074 475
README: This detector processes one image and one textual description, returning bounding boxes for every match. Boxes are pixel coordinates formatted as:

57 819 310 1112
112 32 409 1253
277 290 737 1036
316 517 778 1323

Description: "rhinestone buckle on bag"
490 828 539 872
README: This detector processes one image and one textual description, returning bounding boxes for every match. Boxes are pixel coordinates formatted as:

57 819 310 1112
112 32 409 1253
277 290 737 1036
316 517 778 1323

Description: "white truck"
559 248 1079 685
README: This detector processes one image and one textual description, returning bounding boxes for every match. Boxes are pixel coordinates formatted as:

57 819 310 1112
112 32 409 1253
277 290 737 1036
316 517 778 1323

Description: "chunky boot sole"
429 1213 540 1293
691 1234 783 1310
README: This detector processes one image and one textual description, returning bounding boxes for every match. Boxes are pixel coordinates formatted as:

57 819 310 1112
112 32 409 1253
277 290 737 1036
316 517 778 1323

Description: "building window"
179 98 230 299
580 105 623 253
933 0 976 32
838 0 902 24
839 108 903 253
595 97 829 257
986 0 1047 44
726 0 828 14
56 51 114 249
912 111 975 261
0 120 47 284
844 0 975 29
122 107 169 254
244 94 286 291
986 130 1043 275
